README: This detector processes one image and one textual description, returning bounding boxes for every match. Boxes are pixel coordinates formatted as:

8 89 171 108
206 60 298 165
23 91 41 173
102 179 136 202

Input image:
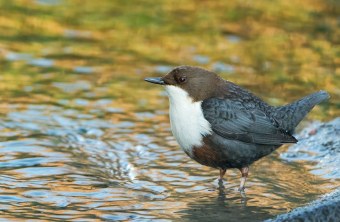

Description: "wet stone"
267 188 340 222
281 118 340 179
270 118 340 221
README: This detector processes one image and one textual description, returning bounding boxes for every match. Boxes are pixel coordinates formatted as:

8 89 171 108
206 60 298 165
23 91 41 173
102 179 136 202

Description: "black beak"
144 77 165 85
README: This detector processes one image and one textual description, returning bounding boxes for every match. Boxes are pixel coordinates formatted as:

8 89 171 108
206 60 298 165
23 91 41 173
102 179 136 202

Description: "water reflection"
28 58 54 68
0 102 335 220
178 191 272 222
5 52 32 61
0 0 338 220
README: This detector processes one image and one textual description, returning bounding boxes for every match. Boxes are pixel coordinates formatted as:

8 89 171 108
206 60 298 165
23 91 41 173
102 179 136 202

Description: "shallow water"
0 0 339 221
0 102 337 221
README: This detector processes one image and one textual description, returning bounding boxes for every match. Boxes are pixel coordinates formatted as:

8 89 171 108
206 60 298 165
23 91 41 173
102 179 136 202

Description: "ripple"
28 58 54 67
12 166 69 178
0 89 336 221
0 195 28 203
154 65 173 74
5 52 32 61
73 66 94 74
52 81 92 93
225 34 242 43
35 0 61 5
0 157 53 168
193 55 210 64
64 29 93 39
211 62 235 73
0 1 338 220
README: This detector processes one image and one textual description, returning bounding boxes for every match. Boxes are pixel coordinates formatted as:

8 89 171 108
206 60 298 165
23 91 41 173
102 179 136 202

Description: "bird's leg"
218 168 227 180
211 169 226 190
238 167 249 192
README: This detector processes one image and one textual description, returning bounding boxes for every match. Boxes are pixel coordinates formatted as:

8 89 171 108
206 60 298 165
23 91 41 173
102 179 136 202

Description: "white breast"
165 85 212 155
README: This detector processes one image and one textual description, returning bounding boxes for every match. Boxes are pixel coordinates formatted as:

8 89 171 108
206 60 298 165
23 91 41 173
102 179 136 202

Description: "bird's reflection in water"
177 180 271 222
217 179 247 206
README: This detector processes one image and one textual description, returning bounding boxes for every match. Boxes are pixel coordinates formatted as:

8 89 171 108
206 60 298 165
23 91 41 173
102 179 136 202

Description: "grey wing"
202 98 297 145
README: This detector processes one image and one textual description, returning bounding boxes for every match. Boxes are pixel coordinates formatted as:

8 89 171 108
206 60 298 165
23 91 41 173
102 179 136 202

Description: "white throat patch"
165 85 212 155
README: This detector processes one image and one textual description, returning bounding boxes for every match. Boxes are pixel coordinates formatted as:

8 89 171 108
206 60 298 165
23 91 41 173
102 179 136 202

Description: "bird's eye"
178 76 187 83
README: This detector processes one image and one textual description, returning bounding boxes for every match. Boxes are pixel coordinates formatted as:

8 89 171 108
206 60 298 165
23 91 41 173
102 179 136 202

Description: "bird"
145 66 329 191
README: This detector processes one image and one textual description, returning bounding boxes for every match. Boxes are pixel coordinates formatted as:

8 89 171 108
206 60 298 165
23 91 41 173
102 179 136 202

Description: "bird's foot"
213 177 224 185
238 186 245 192
218 178 224 187
209 169 227 191
210 178 225 190
238 186 247 199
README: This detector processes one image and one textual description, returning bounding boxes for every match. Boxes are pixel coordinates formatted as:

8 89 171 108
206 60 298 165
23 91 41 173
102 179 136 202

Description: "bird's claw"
238 186 245 192
238 186 247 199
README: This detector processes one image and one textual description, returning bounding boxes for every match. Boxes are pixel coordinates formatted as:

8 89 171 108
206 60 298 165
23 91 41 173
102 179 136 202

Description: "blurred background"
0 0 339 221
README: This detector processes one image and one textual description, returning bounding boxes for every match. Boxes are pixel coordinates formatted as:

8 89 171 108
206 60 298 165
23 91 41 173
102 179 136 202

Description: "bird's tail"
273 90 330 133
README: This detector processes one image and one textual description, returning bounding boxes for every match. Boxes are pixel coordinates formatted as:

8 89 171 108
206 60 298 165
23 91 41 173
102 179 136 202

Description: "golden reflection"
0 0 338 220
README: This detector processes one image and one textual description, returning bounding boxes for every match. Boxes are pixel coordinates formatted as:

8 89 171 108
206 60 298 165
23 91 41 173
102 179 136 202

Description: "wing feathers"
202 98 297 145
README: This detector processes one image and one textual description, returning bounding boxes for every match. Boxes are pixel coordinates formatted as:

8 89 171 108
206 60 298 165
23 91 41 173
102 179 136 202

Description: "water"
0 102 335 221
0 0 339 221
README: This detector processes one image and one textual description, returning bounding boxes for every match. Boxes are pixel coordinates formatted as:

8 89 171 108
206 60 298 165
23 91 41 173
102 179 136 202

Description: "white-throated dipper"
145 66 329 191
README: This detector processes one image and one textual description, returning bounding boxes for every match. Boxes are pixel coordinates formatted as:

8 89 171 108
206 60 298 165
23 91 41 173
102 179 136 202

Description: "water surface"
0 0 339 221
